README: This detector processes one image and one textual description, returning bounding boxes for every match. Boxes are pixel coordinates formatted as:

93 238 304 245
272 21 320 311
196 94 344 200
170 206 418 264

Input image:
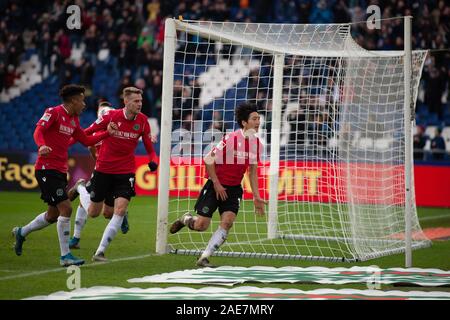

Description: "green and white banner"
26 286 450 300
128 266 450 287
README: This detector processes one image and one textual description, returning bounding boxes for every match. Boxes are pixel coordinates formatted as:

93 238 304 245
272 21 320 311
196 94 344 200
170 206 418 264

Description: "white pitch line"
420 213 450 222
0 253 157 281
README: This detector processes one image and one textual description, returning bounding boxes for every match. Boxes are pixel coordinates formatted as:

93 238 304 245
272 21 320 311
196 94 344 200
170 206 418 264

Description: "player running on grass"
67 101 129 250
68 100 158 248
69 87 158 262
12 84 116 267
169 102 267 267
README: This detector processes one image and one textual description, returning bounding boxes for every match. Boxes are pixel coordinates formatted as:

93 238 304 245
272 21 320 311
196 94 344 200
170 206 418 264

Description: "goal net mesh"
165 19 430 262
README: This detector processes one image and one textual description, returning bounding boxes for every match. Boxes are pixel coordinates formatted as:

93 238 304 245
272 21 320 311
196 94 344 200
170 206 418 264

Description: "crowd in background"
0 0 448 158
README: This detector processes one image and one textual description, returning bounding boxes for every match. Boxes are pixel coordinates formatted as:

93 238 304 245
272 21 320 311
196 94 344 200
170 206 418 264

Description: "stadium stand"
0 0 448 161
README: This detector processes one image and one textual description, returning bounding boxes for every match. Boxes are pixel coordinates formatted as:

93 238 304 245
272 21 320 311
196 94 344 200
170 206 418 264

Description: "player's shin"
200 227 228 260
73 205 87 238
57 216 71 256
95 214 124 255
21 212 51 237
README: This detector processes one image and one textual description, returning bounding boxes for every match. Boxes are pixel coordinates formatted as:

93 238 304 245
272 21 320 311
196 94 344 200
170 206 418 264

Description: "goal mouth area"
169 248 355 263
158 18 430 267
169 238 431 263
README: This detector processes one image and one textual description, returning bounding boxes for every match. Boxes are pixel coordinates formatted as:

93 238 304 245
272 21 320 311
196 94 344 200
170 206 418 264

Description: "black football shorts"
194 180 243 218
35 169 68 206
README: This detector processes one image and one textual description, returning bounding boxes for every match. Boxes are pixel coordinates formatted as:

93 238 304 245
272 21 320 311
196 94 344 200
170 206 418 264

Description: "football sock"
57 216 71 257
200 227 228 260
21 212 51 237
73 205 87 238
95 214 124 255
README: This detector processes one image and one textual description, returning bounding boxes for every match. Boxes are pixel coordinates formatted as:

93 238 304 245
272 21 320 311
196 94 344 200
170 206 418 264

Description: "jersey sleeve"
142 120 157 162
36 107 57 130
85 111 111 135
33 125 46 148
72 124 109 147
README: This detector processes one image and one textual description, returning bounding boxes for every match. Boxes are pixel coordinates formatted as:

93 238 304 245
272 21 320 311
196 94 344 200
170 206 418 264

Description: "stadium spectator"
413 125 429 161
424 66 446 121
310 0 334 24
134 77 153 117
431 127 446 160
4 64 19 89
38 31 54 76
287 104 307 145
0 0 448 162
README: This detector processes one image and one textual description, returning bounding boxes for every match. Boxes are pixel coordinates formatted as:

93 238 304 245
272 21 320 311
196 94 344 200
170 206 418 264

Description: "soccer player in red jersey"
73 87 158 261
66 101 129 250
169 103 267 267
12 84 116 267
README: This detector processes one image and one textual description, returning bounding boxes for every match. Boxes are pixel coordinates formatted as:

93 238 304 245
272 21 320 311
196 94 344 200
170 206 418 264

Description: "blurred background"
0 0 448 159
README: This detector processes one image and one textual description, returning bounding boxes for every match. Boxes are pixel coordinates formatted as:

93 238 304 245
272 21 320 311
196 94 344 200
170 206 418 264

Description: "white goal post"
156 17 431 265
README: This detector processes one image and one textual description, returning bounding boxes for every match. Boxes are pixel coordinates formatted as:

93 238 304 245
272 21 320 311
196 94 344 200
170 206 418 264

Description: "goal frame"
156 17 427 267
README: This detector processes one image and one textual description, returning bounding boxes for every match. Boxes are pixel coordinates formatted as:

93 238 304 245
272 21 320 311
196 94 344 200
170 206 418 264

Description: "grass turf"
0 191 449 299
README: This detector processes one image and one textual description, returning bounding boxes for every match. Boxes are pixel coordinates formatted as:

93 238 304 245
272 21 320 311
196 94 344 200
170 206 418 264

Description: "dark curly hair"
235 102 258 128
59 84 85 102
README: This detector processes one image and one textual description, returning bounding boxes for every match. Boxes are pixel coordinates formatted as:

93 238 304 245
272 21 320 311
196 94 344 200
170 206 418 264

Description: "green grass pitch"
0 191 449 299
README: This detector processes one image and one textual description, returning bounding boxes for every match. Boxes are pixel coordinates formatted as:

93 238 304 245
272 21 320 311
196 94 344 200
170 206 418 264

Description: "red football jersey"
208 129 263 186
85 108 157 174
34 104 108 173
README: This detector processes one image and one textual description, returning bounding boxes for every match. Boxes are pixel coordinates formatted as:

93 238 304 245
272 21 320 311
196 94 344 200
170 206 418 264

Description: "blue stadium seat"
427 113 439 126
135 141 146 155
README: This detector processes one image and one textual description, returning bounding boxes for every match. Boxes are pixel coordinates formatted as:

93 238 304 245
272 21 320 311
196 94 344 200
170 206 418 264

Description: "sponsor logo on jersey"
41 113 52 122
112 130 139 139
133 124 140 131
71 120 76 126
95 116 103 124
215 141 226 151
59 124 74 135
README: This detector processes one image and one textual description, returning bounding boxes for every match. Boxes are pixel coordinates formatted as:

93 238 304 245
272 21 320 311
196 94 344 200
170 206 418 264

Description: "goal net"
157 18 431 262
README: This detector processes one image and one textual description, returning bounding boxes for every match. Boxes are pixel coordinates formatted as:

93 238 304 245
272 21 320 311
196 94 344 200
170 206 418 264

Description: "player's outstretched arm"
249 164 266 216
73 122 116 146
68 117 110 147
142 122 158 172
